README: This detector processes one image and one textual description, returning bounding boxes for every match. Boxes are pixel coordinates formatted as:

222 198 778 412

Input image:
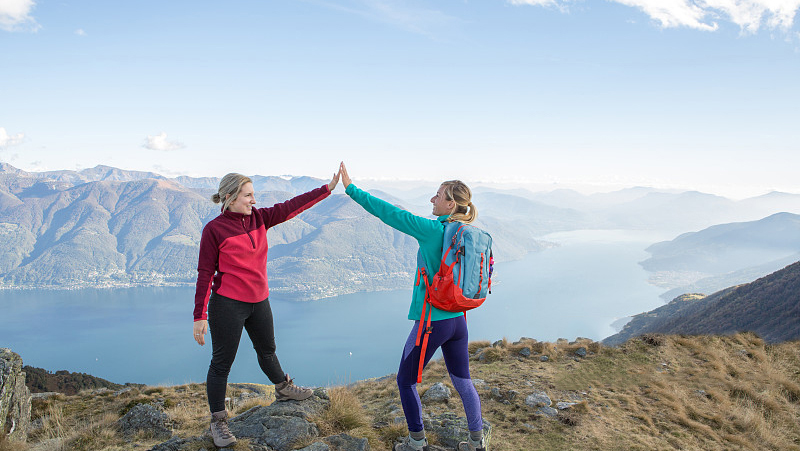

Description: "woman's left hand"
328 168 341 191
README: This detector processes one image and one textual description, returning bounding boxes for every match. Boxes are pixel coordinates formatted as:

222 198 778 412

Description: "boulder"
117 403 172 440
0 348 32 442
228 394 329 451
421 382 451 403
423 412 492 450
325 433 369 450
525 391 552 408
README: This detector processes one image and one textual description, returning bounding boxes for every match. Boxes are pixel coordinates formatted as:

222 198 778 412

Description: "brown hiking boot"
210 410 236 447
274 374 313 401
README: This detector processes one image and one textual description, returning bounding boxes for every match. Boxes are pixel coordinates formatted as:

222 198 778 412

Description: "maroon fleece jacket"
193 184 331 321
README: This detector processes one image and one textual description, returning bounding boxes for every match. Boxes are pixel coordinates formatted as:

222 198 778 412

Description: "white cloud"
0 127 25 148
511 0 800 33
143 132 185 151
75 28 87 36
0 0 39 32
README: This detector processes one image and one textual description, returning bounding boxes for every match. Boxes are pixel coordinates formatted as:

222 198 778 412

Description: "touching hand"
340 162 352 188
193 320 208 346
328 169 341 191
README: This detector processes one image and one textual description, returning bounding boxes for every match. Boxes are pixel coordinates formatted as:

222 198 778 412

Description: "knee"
397 372 416 390
208 360 233 378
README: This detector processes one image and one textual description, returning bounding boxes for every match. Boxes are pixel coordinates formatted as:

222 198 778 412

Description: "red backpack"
413 221 493 382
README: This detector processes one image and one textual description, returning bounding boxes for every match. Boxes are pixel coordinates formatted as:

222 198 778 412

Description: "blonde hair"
440 180 477 224
212 173 253 212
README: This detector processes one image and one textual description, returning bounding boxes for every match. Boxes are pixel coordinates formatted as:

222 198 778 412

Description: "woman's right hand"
193 320 208 346
340 162 352 188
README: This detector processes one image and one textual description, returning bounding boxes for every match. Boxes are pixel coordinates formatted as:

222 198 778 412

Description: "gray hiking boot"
457 436 487 451
393 435 429 451
210 410 236 447
274 374 313 401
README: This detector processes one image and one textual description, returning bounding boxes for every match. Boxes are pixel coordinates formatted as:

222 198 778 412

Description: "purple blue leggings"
396 315 483 433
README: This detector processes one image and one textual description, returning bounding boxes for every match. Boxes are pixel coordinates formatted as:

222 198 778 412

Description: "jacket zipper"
242 218 256 249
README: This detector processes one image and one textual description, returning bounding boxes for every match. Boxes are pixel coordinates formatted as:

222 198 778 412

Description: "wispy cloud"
143 132 185 151
0 127 25 148
305 0 464 37
0 0 39 32
75 28 87 36
511 0 800 34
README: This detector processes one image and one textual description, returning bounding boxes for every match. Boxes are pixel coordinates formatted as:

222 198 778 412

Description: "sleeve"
259 184 331 229
345 183 441 242
194 223 219 321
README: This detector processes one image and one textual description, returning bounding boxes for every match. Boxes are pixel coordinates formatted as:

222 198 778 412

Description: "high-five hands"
340 162 351 188
328 168 341 191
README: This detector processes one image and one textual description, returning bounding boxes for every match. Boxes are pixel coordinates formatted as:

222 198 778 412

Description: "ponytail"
440 180 477 224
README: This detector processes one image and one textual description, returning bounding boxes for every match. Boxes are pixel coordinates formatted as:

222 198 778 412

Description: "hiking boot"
274 375 313 401
209 410 236 447
457 436 487 451
393 435 429 451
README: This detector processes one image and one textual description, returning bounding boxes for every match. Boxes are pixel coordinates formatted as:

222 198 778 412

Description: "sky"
1 0 799 198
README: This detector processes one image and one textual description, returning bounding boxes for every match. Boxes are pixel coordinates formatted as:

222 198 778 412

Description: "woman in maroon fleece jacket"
193 171 339 447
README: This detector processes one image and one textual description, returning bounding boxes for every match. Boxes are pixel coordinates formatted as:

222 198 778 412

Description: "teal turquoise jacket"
345 183 463 322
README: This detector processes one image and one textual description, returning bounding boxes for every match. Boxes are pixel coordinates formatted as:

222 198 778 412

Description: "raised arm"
340 162 441 242
259 184 332 228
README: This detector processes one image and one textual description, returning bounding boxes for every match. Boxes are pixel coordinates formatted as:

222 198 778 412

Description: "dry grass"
14 333 800 451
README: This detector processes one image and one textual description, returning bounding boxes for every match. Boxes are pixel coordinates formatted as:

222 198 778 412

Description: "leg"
396 319 458 433
207 293 247 413
243 298 285 384
441 316 483 433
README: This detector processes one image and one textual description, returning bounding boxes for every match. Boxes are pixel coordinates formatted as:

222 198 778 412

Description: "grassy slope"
10 334 800 451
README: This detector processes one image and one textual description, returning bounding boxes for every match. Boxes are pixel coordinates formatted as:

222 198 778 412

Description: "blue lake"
0 230 668 388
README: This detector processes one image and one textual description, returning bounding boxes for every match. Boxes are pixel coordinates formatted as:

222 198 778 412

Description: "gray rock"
492 340 504 348
490 388 519 404
471 379 486 387
518 347 531 357
537 406 559 417
539 355 549 362
228 395 329 451
525 391 552 408
298 442 330 451
325 433 369 450
0 348 32 443
117 403 172 440
421 382 451 403
423 412 491 450
147 435 209 451
556 401 578 410
574 347 587 358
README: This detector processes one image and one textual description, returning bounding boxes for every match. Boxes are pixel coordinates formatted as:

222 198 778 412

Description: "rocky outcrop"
149 389 375 451
117 403 172 440
0 348 31 443
423 412 492 450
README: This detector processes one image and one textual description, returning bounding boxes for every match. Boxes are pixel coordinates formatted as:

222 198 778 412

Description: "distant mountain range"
603 259 800 346
3 163 800 299
640 212 800 299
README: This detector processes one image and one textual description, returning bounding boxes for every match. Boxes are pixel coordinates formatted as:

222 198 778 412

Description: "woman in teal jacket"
340 162 486 451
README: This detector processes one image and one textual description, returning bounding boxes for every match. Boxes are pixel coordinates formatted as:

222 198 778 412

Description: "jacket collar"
437 215 450 223
222 209 248 221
